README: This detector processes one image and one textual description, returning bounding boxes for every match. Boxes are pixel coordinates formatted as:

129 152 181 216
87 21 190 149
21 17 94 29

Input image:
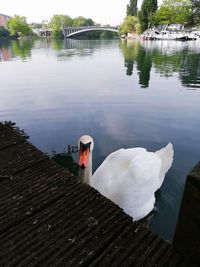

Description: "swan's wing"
128 150 161 185
91 148 126 194
155 143 174 187
92 148 146 184
116 150 162 219
92 148 163 220
92 148 161 198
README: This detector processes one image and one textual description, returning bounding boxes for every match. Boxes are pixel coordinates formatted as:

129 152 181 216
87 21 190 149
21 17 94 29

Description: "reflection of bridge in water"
62 26 119 38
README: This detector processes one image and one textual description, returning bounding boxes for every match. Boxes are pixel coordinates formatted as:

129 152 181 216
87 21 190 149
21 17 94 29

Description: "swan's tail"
155 143 174 185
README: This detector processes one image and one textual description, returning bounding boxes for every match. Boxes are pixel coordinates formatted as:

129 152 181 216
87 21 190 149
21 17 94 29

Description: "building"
0 13 11 29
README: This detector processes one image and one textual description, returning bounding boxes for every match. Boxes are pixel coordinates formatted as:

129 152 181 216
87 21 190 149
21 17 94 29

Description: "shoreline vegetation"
0 0 200 40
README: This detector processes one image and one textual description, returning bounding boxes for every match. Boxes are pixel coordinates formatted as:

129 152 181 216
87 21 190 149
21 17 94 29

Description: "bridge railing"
62 26 119 38
62 26 118 30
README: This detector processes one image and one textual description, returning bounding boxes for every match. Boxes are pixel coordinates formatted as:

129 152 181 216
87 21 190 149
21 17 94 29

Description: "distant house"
32 28 52 37
0 13 11 29
167 24 185 31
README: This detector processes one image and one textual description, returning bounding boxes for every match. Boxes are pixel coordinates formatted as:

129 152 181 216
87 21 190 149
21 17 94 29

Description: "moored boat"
154 30 188 40
141 24 200 41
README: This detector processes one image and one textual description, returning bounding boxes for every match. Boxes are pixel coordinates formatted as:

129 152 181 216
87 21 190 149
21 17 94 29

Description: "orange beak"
79 148 90 169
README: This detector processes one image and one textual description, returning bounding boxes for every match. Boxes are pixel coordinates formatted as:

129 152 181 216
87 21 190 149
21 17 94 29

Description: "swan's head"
78 135 94 169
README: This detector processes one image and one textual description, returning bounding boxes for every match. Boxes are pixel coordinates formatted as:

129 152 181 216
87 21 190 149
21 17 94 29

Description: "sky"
0 0 146 26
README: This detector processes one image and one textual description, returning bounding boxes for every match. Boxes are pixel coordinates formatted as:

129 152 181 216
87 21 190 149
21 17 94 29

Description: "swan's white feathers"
78 135 174 221
155 143 174 187
91 144 173 220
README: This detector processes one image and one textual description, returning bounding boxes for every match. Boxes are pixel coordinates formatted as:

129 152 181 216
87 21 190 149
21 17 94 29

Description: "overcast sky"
1 0 148 26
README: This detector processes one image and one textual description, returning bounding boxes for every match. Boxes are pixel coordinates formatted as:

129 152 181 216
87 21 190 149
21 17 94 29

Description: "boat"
154 30 188 40
142 24 199 41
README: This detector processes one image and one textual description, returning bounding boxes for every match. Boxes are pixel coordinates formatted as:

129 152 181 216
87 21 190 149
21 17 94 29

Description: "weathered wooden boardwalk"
0 122 198 266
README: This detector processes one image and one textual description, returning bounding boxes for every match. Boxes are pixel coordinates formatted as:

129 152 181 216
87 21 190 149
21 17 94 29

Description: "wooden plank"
0 122 27 150
0 141 48 177
0 186 132 266
0 159 79 233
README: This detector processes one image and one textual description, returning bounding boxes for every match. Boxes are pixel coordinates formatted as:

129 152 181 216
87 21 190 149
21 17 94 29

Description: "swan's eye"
80 141 91 152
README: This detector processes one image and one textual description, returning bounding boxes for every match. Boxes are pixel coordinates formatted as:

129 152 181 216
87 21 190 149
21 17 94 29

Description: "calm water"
1 38 200 241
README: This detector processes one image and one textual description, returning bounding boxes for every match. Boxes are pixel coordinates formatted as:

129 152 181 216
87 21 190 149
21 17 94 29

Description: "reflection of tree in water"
120 40 200 89
51 145 79 176
119 40 139 76
51 39 64 50
179 52 200 89
136 47 152 88
125 60 134 76
152 46 200 89
153 53 181 77
11 40 33 60
119 40 152 87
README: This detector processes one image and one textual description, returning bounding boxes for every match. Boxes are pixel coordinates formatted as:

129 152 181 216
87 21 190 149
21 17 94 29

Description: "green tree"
7 15 32 37
120 16 141 35
0 26 9 37
49 15 73 38
72 16 95 27
30 22 42 28
73 16 85 27
99 31 118 39
191 0 200 24
85 18 95 26
127 0 138 16
138 0 158 32
154 0 192 25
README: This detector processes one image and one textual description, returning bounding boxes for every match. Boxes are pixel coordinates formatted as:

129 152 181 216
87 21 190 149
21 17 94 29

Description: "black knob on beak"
81 164 86 169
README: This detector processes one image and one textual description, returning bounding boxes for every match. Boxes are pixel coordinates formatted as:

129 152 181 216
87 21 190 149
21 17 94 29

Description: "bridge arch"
62 26 119 38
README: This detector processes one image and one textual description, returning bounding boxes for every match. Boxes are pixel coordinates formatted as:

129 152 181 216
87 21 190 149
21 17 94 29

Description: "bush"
0 26 9 37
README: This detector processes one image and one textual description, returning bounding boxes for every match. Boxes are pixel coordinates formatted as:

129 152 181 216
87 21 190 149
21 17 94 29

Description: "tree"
99 31 118 39
72 16 95 27
138 0 158 32
127 0 138 16
191 0 200 24
49 15 95 38
120 16 141 35
0 26 9 37
49 15 73 38
7 15 32 37
154 0 192 25
85 18 95 26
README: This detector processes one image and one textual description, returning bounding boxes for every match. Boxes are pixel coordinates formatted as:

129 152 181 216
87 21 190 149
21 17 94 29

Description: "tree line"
119 40 200 88
1 1 200 39
0 15 98 38
120 0 200 35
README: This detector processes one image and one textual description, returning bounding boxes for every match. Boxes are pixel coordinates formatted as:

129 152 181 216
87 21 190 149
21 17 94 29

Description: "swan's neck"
79 152 92 184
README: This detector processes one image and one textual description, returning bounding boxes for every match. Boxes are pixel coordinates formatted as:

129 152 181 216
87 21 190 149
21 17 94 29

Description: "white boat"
154 30 188 40
141 24 200 41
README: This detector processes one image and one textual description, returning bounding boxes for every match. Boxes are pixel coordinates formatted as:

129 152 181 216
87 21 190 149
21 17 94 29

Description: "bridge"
62 26 119 38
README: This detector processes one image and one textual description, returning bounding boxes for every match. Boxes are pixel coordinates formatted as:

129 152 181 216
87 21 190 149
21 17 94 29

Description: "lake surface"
1 38 200 241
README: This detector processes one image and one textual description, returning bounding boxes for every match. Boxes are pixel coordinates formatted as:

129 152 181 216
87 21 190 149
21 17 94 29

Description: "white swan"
78 135 174 221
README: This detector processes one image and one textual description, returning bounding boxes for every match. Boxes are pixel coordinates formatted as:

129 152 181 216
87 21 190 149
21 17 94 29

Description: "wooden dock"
0 122 198 266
